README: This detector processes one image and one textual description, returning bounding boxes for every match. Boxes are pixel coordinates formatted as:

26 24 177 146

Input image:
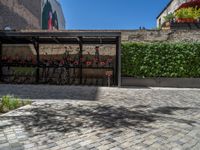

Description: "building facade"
0 0 65 30
157 0 189 27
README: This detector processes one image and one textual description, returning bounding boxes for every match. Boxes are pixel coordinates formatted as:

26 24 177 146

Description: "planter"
73 61 79 66
122 77 200 88
85 61 92 67
100 61 106 67
176 18 197 23
106 58 113 67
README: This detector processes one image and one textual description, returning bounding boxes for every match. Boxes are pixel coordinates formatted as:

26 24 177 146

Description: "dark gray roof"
0 30 121 45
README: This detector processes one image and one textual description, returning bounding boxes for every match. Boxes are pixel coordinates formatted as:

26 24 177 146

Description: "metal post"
79 37 83 84
0 42 2 82
116 36 121 87
34 41 40 83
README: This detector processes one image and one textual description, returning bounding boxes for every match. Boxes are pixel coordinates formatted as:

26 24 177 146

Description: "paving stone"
0 143 11 150
192 142 200 150
11 146 24 150
110 147 122 150
10 142 22 148
97 145 111 150
0 139 8 144
23 143 35 149
47 143 57 148
0 85 200 150
37 145 48 150
49 146 60 150
76 147 89 150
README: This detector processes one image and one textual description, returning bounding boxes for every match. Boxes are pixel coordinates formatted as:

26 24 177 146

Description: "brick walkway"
0 84 200 150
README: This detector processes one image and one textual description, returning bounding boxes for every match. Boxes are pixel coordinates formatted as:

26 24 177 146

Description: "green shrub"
0 95 32 113
122 42 200 78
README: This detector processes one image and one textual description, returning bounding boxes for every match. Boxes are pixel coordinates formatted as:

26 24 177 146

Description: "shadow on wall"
0 84 99 101
2 44 36 58
0 104 198 138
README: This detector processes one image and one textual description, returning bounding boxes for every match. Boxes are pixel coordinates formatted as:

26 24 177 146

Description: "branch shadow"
0 103 198 139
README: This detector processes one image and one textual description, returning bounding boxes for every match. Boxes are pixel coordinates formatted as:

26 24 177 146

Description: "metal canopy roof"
0 31 121 45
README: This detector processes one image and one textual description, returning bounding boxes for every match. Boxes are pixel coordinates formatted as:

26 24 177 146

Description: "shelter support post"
79 37 83 84
0 42 2 81
116 36 121 87
34 42 40 83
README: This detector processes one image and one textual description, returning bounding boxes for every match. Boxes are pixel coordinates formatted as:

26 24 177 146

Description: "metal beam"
0 31 121 38
33 42 40 83
79 37 83 84
51 37 60 44
0 40 117 45
116 36 121 87
0 42 2 82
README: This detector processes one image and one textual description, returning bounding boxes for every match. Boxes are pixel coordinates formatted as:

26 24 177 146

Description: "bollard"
107 75 111 87
105 71 113 87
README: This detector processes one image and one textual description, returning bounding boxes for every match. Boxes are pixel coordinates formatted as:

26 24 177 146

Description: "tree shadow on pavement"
0 103 198 139
150 106 196 115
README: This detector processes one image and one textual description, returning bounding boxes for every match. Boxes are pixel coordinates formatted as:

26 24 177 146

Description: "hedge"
122 42 200 78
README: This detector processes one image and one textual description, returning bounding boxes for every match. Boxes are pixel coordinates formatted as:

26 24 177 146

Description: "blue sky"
60 0 170 30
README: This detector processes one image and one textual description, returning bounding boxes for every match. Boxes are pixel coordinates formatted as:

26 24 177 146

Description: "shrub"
0 95 31 113
122 42 200 78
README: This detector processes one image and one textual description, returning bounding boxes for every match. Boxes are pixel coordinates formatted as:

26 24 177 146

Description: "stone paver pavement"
0 84 200 150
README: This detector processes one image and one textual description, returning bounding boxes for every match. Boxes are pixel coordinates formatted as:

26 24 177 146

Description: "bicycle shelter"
0 31 121 86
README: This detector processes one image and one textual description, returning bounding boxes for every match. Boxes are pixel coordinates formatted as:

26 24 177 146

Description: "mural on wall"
42 0 65 30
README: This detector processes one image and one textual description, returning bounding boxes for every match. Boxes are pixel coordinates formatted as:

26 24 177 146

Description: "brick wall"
121 30 200 43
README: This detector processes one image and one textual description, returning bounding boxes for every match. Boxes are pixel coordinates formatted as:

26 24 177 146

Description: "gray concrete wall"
122 77 200 88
